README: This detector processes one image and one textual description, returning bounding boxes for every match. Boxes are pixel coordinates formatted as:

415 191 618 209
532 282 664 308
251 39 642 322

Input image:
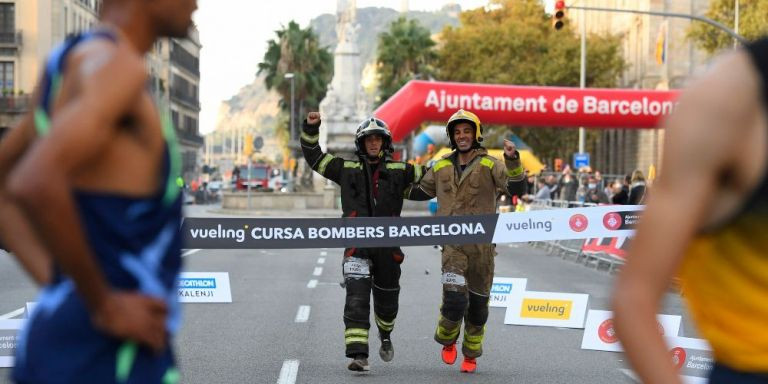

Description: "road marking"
317 257 326 265
307 280 318 289
619 369 639 383
313 267 323 276
320 251 328 256
182 249 201 257
277 359 300 384
295 306 311 323
0 308 25 320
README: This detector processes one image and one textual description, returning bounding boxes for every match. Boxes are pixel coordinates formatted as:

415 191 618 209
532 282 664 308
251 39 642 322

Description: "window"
183 115 197 134
0 62 14 91
171 110 180 129
0 4 14 34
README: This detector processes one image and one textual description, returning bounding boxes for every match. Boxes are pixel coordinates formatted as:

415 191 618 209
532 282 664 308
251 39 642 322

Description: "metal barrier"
526 199 625 274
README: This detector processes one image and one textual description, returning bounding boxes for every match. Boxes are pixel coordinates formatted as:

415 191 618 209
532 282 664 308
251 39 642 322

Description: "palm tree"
258 21 333 137
376 17 436 106
258 21 333 188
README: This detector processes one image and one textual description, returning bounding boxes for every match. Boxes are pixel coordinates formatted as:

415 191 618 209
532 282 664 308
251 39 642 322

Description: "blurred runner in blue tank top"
0 0 197 382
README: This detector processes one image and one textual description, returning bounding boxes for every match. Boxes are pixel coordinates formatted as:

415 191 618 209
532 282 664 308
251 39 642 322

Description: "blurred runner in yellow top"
614 39 768 383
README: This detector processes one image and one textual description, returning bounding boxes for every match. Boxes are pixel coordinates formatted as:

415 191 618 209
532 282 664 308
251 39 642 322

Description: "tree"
375 17 437 105
258 21 333 137
688 0 768 55
258 21 333 189
434 0 626 164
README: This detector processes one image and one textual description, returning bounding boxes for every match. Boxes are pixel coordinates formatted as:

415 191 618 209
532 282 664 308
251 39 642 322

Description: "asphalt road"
0 206 696 384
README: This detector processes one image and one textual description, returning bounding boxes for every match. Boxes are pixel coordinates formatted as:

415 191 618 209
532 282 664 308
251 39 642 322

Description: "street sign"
574 152 590 169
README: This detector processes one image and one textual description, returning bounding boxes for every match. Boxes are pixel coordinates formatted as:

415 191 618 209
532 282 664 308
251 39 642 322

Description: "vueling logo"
520 299 573 319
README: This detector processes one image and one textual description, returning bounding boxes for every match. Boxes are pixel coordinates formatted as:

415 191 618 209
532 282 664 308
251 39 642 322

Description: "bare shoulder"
678 50 761 128
69 38 147 93
664 50 761 157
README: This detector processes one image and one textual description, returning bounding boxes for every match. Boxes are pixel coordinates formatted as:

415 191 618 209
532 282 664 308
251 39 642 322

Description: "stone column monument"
318 0 371 160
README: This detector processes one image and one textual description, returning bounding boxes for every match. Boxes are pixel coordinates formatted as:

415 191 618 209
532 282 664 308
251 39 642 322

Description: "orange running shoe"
441 344 457 365
460 357 477 373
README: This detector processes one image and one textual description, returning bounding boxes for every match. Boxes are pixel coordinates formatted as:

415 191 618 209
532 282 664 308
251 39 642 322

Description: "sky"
193 0 494 135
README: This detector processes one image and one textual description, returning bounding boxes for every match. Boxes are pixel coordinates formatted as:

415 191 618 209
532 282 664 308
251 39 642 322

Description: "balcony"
170 87 200 111
170 43 199 77
0 31 22 47
176 129 204 147
0 95 30 114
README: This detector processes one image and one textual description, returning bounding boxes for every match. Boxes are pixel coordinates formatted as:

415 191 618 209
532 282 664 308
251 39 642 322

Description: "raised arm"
300 112 344 184
493 140 526 198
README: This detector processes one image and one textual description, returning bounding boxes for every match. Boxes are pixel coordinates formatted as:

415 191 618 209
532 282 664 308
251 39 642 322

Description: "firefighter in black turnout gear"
301 112 427 372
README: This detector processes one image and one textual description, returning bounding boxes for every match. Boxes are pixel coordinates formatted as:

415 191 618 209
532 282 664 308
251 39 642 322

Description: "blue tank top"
14 30 184 384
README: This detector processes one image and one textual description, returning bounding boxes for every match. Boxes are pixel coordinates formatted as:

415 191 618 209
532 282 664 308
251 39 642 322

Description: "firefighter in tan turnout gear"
406 109 526 373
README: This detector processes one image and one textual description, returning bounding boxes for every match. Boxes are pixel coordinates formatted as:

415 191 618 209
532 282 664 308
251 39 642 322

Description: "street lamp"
284 73 295 142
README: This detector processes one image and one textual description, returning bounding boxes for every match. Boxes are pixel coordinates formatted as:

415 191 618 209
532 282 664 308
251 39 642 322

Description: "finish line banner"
182 205 643 249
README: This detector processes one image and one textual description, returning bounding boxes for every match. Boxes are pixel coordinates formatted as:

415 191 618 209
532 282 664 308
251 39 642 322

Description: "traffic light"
554 158 563 172
553 0 566 30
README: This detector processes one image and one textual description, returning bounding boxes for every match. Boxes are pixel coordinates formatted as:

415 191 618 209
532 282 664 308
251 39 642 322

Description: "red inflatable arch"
373 80 681 142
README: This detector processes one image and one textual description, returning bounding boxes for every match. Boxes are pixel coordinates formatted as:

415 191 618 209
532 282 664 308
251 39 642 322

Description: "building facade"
572 0 711 177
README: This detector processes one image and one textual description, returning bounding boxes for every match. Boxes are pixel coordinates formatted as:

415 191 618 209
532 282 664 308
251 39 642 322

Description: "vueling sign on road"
520 299 573 319
505 291 589 328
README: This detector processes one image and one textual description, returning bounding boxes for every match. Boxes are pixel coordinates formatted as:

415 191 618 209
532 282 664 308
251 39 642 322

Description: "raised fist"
503 139 517 158
307 112 321 125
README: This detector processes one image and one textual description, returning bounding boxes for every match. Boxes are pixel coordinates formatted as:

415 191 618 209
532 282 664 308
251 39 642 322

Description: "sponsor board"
0 319 23 368
489 278 527 308
602 211 641 231
580 310 682 352
504 291 589 328
491 205 641 244
667 336 713 383
178 272 232 303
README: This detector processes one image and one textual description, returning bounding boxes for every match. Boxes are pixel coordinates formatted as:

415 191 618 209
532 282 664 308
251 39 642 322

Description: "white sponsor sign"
504 291 589 328
0 319 24 368
622 337 713 384
580 310 682 352
667 336 713 384
492 205 642 243
489 277 527 308
178 272 232 303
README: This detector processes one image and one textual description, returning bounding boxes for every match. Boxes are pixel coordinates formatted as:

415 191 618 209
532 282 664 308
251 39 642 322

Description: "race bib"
343 258 370 276
441 272 466 286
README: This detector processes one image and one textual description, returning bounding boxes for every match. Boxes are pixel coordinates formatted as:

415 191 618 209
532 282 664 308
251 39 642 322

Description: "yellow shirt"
680 210 768 372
